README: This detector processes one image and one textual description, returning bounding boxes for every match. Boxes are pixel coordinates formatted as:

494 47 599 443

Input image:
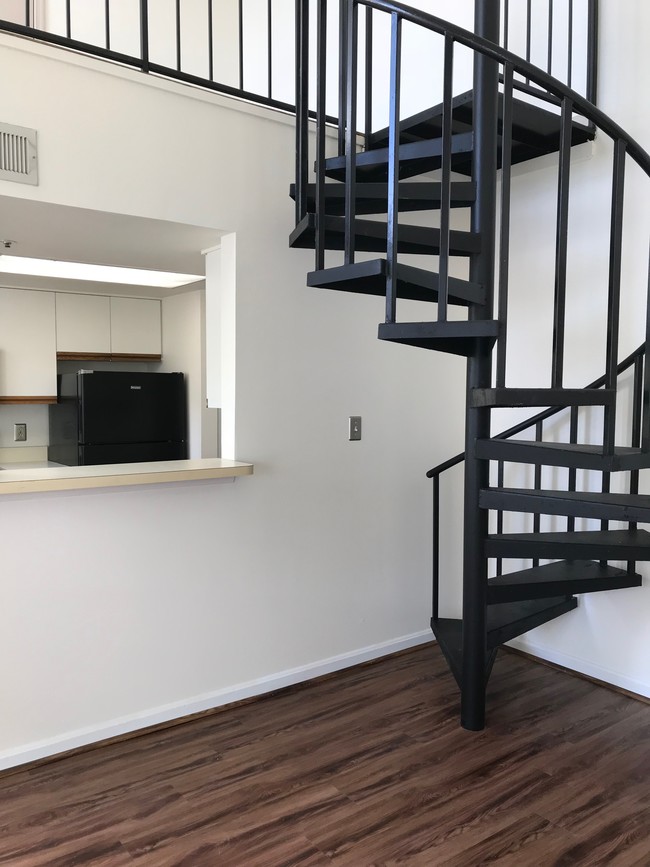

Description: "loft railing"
0 0 295 113
427 343 647 619
1 1 597 120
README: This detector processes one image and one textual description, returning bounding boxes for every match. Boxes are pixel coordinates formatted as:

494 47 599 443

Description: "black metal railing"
1 1 598 122
502 0 598 105
0 0 295 114
427 342 647 619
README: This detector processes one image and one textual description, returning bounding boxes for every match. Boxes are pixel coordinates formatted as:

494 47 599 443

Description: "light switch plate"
14 423 27 442
349 416 362 441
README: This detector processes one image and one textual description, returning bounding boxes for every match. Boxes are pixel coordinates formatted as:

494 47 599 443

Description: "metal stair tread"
307 259 485 307
322 132 475 182
288 181 476 215
368 88 595 177
470 387 615 408
480 487 650 522
433 595 579 660
378 320 499 358
485 595 578 648
476 439 649 471
486 528 650 560
487 560 642 603
289 212 480 256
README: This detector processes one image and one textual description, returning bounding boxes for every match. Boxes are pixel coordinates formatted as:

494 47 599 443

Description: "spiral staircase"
290 0 650 729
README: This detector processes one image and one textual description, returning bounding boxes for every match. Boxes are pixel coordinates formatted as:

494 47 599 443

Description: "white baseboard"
507 638 650 699
0 630 433 772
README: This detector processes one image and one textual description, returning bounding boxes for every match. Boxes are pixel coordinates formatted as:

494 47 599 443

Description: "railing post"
385 10 401 321
586 0 599 104
315 0 328 270
642 249 650 453
295 0 309 226
343 0 358 266
432 476 440 622
461 0 500 732
338 0 348 156
603 139 626 455
140 0 149 73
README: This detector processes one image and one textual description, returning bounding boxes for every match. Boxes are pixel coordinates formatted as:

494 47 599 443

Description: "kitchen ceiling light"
0 255 203 288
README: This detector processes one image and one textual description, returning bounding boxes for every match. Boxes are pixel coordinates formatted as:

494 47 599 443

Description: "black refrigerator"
48 371 187 466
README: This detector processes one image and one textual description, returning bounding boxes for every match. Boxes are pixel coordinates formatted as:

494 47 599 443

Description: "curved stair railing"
428 341 647 618
290 0 650 729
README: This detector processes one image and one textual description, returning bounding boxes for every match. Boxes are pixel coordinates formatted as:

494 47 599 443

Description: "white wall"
0 35 464 767
491 1 650 695
160 289 211 459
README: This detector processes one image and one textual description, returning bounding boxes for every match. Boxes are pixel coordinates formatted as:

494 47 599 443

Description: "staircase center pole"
461 0 500 731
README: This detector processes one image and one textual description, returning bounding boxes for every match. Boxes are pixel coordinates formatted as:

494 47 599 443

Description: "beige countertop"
0 458 254 494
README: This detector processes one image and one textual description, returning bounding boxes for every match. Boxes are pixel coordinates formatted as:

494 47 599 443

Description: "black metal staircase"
291 0 650 729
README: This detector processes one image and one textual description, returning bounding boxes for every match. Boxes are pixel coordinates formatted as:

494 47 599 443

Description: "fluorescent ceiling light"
0 255 203 288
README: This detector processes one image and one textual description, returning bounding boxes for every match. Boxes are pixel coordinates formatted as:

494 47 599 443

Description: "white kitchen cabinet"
55 292 111 355
0 288 57 401
54 293 162 358
110 297 162 357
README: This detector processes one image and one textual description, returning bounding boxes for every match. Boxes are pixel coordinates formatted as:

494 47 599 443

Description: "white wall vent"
0 123 38 186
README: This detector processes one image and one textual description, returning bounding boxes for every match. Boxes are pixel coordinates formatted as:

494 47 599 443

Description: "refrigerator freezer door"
78 372 186 445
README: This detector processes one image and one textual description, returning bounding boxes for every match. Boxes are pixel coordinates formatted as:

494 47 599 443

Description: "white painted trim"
0 630 433 771
507 638 650 699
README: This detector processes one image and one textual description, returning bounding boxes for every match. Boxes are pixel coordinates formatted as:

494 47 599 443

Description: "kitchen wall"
0 286 207 459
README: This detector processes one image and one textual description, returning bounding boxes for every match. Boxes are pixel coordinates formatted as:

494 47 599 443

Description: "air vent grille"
0 123 38 185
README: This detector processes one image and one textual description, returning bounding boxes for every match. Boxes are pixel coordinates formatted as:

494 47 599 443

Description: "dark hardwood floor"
1 644 649 866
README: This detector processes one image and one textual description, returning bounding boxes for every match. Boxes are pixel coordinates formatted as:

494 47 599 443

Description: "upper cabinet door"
110 297 162 357
0 288 56 401
55 293 111 354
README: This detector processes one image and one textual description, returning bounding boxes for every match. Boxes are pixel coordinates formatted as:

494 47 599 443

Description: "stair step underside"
323 132 475 182
470 387 615 408
486 528 650 561
432 595 578 682
430 618 497 688
487 560 642 604
290 213 481 256
288 181 476 215
480 487 650 523
307 260 485 307
369 89 595 176
378 320 499 358
476 439 650 471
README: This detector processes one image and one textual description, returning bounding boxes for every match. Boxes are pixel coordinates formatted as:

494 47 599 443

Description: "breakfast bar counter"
0 458 254 494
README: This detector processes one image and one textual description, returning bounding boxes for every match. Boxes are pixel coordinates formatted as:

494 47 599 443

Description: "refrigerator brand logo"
130 385 142 390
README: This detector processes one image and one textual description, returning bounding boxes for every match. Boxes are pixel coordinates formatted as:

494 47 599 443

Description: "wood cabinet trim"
0 396 57 405
56 353 162 362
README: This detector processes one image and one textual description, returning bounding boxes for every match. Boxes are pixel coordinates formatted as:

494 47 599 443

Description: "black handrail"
355 0 647 175
426 342 647 480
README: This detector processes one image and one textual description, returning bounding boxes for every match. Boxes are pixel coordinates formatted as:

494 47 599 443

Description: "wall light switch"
349 416 362 441
14 423 27 442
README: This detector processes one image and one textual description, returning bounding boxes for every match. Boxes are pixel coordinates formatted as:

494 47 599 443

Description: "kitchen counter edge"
0 458 254 495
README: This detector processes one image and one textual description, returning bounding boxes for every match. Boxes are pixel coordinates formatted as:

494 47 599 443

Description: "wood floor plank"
0 645 648 865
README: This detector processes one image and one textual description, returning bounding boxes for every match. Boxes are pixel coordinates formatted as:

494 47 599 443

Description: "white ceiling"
0 195 223 298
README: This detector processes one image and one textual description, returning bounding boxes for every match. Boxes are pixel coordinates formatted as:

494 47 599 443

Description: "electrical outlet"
348 416 362 441
14 423 27 442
